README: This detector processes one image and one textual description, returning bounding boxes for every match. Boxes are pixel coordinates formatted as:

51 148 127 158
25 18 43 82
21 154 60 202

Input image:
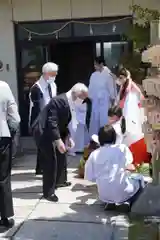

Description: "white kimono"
88 67 117 137
122 91 144 147
85 144 141 203
112 119 124 144
74 103 88 152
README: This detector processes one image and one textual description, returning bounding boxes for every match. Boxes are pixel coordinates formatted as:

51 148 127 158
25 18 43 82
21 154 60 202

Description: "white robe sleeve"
123 92 141 131
76 104 87 125
123 145 133 166
123 92 143 146
106 74 117 100
84 152 96 182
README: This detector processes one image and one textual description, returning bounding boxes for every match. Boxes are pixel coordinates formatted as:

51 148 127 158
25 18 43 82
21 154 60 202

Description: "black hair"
118 68 130 101
111 64 124 77
108 106 126 134
94 56 105 65
98 125 116 146
89 140 100 149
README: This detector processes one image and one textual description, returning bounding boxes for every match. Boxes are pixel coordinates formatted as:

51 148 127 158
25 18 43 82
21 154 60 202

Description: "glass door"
95 41 129 69
18 44 49 136
103 41 128 69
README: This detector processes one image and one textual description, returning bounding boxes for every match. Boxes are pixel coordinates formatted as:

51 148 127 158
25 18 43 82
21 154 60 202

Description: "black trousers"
40 142 67 197
35 148 43 173
0 137 14 218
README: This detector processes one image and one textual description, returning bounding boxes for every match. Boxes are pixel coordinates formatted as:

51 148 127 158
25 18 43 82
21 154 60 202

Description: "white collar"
38 76 48 90
66 90 74 108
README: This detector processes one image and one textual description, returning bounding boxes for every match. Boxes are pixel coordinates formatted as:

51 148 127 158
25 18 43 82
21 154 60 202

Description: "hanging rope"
16 16 132 37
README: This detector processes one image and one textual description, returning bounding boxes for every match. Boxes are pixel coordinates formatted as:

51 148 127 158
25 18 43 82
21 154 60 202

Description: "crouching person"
84 125 144 212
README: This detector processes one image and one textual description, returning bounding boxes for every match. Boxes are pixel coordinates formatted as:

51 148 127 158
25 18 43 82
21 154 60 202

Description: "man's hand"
65 137 75 150
68 137 75 149
55 139 66 154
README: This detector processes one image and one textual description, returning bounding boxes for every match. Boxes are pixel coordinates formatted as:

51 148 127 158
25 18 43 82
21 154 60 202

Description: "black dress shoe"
0 218 15 229
104 203 116 211
44 194 59 202
35 169 43 175
56 182 71 188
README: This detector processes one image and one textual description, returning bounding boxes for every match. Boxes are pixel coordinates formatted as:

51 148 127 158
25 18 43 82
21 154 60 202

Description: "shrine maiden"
108 106 126 144
116 68 151 165
88 57 117 136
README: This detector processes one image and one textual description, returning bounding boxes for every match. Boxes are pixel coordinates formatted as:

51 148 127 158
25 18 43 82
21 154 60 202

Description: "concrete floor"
0 154 158 239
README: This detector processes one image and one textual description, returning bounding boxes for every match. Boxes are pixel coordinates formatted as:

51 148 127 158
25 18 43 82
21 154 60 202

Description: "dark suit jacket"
42 93 71 143
30 84 43 127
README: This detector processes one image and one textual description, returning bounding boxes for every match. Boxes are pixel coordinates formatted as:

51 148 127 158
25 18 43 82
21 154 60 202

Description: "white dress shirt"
85 144 140 203
37 76 57 106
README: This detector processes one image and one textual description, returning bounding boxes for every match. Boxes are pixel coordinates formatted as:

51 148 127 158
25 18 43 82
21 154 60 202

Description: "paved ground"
0 154 159 239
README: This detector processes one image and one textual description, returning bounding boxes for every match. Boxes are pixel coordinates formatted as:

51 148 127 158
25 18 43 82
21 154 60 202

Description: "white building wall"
0 1 17 102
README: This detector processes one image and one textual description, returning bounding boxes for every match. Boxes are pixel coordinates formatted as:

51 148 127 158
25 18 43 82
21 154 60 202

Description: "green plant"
120 4 160 83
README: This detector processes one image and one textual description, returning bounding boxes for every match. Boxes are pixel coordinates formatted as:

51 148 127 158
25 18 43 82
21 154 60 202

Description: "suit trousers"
36 148 43 173
40 141 67 197
0 137 14 218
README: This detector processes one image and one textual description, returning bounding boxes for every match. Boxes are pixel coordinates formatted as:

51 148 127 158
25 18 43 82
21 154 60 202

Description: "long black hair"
108 106 126 134
118 68 130 101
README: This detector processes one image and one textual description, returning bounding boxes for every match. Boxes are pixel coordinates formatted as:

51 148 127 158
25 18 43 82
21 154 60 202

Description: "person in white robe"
88 57 117 137
74 102 88 152
85 124 144 205
68 102 88 155
29 62 58 174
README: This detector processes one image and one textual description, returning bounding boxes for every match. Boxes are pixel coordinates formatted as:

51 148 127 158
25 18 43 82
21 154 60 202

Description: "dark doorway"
50 41 94 93
18 41 94 136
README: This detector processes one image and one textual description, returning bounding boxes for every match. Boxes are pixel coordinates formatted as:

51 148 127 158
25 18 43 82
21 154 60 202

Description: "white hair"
42 62 58 73
71 83 88 95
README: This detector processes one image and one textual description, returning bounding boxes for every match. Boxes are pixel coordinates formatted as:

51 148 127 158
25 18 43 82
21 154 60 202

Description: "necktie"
48 84 52 99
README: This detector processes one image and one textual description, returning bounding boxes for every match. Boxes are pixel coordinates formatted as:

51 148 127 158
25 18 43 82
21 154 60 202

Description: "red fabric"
129 138 151 165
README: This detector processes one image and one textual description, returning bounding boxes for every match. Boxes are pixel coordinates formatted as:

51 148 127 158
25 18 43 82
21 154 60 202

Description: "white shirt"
37 76 57 106
85 144 140 203
66 90 78 131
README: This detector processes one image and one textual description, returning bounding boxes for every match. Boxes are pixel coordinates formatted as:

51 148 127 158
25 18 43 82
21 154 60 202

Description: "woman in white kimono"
88 57 117 137
116 68 151 166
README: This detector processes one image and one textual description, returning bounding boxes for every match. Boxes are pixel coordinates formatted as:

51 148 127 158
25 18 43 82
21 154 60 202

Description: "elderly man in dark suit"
29 62 58 175
39 83 88 202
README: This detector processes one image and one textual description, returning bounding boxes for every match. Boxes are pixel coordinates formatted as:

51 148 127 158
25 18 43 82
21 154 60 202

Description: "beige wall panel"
102 0 132 17
12 0 42 21
71 0 102 18
0 1 18 101
42 0 71 20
